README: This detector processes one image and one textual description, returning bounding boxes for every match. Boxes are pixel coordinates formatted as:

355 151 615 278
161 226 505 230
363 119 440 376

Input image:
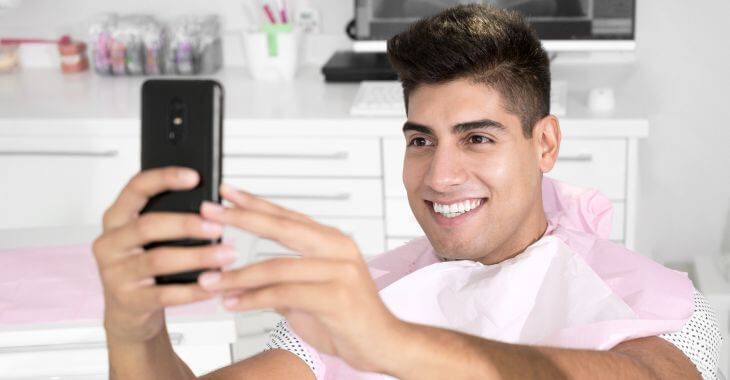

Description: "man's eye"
468 135 493 144
408 137 432 147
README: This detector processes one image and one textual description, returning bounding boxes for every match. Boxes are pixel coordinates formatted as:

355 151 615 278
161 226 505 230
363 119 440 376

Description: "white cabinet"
0 318 235 379
0 135 139 229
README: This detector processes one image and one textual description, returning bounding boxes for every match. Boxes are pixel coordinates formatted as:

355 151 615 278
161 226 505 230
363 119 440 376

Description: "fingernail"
199 271 221 287
222 184 247 201
178 169 198 183
201 221 223 233
220 183 234 192
216 249 236 262
202 201 224 214
223 296 239 307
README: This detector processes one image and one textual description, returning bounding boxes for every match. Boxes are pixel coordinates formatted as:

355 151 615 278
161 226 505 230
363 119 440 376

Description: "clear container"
242 24 300 82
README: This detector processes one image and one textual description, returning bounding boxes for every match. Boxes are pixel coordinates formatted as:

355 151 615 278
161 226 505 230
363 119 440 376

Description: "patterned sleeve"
265 319 322 378
659 290 724 380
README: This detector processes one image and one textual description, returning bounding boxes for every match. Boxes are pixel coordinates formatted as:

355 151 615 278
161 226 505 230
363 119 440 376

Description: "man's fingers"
128 283 218 310
198 257 352 291
218 183 312 224
200 205 345 258
221 282 338 315
103 167 199 231
127 244 237 279
94 212 224 266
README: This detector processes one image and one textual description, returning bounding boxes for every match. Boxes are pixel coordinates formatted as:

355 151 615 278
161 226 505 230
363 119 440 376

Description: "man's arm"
108 325 314 380
379 322 701 380
107 327 196 380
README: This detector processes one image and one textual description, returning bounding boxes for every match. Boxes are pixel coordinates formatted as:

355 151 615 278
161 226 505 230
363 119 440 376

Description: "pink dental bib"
296 178 695 379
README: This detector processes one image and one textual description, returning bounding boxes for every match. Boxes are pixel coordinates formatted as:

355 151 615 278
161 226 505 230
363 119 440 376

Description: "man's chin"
426 233 484 261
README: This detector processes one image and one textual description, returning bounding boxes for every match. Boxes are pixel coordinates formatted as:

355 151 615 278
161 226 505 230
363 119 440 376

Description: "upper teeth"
433 199 482 218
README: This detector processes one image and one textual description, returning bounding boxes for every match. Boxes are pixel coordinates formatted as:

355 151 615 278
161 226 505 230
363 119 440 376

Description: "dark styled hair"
386 4 550 138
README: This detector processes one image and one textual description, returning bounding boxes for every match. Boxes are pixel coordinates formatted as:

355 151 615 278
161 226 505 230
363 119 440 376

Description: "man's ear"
532 115 561 173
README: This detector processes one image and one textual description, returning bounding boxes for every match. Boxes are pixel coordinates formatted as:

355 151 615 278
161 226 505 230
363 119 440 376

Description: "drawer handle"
237 328 274 339
224 152 349 160
256 251 299 258
557 153 593 162
0 150 119 157
256 193 351 201
0 333 183 353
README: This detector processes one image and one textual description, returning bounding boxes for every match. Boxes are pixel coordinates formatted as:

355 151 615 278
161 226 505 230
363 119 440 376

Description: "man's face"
403 79 546 264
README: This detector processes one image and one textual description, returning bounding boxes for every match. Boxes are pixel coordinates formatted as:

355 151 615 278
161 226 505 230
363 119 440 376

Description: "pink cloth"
0 245 223 325
298 177 694 379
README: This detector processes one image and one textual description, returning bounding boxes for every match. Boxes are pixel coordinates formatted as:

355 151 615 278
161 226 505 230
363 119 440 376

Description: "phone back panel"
140 79 223 284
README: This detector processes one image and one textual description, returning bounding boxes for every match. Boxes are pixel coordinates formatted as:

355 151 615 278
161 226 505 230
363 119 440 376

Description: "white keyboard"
349 80 567 117
349 81 406 116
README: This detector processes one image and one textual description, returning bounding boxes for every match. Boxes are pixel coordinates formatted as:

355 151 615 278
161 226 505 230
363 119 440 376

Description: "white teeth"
432 199 484 218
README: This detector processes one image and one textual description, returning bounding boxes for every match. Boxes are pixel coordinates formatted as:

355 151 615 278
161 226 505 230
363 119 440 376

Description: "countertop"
0 65 649 138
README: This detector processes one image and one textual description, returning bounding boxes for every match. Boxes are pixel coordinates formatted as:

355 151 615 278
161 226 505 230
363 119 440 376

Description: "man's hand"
92 167 237 344
198 184 403 373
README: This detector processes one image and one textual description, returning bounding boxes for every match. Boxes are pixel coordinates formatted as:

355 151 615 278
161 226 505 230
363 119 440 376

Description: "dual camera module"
168 97 186 143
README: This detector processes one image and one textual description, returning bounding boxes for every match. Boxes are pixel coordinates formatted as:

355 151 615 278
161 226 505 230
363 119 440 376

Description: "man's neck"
478 203 548 266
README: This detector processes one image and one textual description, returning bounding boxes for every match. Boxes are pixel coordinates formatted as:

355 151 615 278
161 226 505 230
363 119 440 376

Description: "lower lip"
427 199 486 227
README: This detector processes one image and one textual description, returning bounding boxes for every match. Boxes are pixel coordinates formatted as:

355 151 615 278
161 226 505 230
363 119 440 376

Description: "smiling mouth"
425 198 486 219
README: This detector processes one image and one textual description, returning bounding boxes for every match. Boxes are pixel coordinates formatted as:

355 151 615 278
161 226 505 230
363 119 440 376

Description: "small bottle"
176 40 194 74
109 38 126 75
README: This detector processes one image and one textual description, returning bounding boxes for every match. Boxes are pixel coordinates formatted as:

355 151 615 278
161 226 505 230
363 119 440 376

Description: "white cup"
242 25 300 82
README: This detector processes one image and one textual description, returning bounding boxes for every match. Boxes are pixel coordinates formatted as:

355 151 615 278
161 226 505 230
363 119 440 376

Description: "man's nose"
424 146 468 193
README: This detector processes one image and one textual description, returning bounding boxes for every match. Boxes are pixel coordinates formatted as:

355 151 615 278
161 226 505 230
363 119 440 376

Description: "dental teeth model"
433 199 482 218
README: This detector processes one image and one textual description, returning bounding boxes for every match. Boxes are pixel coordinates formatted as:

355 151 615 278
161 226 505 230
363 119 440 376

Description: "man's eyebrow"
453 119 506 134
402 121 434 135
403 119 506 135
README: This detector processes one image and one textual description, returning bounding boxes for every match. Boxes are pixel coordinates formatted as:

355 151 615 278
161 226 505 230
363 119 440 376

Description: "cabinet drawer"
224 137 381 177
386 197 625 241
233 311 281 360
0 318 234 378
245 218 385 258
548 138 627 200
385 198 422 237
223 178 383 218
384 137 628 201
0 136 139 229
0 344 230 378
383 137 406 197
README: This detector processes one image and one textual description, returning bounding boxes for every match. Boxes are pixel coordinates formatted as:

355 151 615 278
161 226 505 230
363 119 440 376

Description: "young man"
92 5 722 380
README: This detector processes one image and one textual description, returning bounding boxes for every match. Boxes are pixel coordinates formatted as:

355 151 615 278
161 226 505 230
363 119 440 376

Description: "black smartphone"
140 79 224 285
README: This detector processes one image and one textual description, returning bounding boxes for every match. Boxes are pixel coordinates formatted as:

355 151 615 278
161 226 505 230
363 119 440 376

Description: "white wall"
1 0 729 263
632 0 730 262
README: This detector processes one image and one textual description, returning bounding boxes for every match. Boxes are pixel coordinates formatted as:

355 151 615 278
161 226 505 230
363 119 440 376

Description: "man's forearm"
107 327 197 380
381 322 663 380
